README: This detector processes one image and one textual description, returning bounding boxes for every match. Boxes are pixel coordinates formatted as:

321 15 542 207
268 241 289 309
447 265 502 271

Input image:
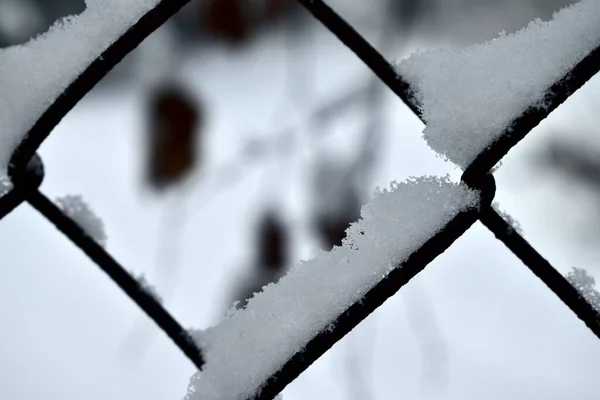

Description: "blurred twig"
180 81 371 219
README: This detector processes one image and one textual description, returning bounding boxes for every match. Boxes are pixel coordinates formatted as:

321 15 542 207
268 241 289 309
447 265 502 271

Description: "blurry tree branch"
181 81 372 217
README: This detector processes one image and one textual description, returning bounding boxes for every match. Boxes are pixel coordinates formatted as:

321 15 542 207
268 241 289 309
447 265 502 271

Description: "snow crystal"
186 176 480 400
0 176 12 197
0 0 161 174
55 194 107 247
492 202 523 235
134 273 163 304
396 0 600 168
566 267 600 313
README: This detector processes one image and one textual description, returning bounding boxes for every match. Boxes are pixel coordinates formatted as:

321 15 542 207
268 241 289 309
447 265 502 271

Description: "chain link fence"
1 0 599 399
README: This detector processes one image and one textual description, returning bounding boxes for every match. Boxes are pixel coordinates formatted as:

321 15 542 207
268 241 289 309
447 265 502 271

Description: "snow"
55 194 107 247
396 0 600 168
0 175 12 197
566 267 600 313
0 0 161 175
186 176 480 400
491 202 523 235
133 273 163 304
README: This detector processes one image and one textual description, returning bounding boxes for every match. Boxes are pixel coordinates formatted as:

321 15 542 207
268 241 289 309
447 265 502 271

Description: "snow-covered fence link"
0 0 205 371
0 0 599 399
222 0 600 397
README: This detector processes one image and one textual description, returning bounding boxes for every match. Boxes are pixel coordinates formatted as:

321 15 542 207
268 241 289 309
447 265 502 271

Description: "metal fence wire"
2 0 600 399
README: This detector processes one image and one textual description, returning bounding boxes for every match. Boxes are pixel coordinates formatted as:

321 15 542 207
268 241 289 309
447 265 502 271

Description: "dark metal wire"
279 0 600 399
294 0 421 117
253 176 496 400
26 188 205 369
0 0 598 399
479 206 600 339
462 44 600 185
0 154 46 220
0 0 206 371
294 0 600 299
0 190 26 220
295 1 600 186
8 0 195 178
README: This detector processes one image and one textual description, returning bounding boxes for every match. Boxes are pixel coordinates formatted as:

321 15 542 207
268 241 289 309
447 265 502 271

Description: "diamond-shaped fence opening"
1 1 599 399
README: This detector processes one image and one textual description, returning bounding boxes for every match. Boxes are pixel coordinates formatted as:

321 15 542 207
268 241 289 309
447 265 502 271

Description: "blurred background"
2 0 600 399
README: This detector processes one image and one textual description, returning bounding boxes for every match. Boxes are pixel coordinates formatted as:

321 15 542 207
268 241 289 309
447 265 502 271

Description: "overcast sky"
1 3 600 400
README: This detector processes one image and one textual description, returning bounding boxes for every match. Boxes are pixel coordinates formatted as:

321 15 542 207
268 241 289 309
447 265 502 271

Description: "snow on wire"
396 0 600 168
0 0 598 399
0 0 161 175
566 267 600 313
55 194 107 247
0 0 206 374
185 177 480 400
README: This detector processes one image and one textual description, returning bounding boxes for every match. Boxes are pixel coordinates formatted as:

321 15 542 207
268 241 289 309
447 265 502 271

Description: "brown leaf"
146 85 202 190
204 0 249 44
